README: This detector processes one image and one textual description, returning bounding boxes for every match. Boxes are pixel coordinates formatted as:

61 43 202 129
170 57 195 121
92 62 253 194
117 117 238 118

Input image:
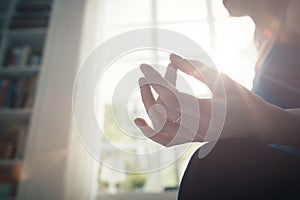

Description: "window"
93 0 257 195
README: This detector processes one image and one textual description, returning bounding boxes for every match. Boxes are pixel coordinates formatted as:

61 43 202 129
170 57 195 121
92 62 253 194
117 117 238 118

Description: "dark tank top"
253 43 300 109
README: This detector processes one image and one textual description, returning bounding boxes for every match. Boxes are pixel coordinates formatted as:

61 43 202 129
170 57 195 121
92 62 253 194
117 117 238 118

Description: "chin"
222 0 249 17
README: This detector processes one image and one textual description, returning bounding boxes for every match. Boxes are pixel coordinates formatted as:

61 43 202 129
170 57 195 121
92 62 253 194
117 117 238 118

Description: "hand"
135 63 209 146
134 54 292 146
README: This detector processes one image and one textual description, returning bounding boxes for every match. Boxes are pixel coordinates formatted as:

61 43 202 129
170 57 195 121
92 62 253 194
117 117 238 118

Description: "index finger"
170 54 223 95
140 64 180 110
164 63 177 86
139 77 156 116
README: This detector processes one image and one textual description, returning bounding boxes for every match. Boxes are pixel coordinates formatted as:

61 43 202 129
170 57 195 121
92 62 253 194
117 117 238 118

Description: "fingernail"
134 118 147 127
170 54 182 60
167 63 174 68
138 77 147 86
140 64 150 73
167 63 177 70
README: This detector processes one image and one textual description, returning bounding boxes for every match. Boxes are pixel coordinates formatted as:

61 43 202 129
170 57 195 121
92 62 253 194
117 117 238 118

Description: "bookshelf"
0 0 53 199
0 159 20 167
0 66 39 77
0 109 31 123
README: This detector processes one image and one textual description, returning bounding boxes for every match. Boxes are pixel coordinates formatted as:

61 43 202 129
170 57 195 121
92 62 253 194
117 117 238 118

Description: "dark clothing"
178 140 300 200
253 43 300 109
179 39 300 199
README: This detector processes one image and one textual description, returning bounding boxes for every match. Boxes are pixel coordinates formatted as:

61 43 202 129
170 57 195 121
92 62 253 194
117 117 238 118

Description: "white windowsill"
97 191 177 200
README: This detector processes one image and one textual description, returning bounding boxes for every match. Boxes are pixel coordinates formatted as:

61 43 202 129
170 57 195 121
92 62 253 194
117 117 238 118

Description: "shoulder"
286 0 300 36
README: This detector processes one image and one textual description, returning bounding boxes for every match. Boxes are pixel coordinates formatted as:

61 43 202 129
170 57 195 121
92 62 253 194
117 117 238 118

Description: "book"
13 48 22 66
4 81 14 108
0 142 13 159
0 79 9 107
15 128 27 158
0 131 18 159
24 76 37 107
10 16 48 29
13 79 27 108
0 128 28 159
19 46 31 67
16 1 52 13
0 76 37 109
4 49 15 66
4 46 32 67
29 54 41 65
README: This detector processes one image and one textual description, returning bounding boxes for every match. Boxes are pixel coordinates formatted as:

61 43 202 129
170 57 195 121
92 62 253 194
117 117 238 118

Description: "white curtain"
64 0 106 200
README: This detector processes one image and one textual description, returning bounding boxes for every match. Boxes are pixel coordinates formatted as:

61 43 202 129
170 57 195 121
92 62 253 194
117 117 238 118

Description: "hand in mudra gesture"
134 54 296 147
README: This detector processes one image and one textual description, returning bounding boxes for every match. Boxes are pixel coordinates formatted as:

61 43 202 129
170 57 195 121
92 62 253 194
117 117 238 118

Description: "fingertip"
167 63 177 71
170 55 186 71
139 63 150 72
167 63 177 76
134 118 147 128
170 53 182 60
134 118 158 138
138 77 147 86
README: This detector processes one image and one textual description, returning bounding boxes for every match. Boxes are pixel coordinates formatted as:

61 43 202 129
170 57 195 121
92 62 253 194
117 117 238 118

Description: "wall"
17 0 92 199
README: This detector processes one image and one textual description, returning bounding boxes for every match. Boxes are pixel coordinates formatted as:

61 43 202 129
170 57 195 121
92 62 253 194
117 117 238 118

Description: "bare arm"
258 105 300 146
287 108 300 116
135 55 300 147
286 0 300 37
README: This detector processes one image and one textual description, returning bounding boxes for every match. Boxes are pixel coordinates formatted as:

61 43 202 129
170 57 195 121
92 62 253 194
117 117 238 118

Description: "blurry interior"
0 0 257 199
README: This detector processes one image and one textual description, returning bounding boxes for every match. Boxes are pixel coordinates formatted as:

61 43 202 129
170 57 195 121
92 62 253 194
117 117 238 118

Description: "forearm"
258 104 300 146
286 108 300 116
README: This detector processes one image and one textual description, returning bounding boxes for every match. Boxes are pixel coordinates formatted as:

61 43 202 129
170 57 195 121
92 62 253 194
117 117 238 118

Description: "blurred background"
0 0 257 199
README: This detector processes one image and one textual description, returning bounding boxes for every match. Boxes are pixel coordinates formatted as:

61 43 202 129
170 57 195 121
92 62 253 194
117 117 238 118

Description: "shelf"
0 108 31 123
0 65 40 77
8 27 47 35
0 159 20 167
0 197 15 200
7 28 47 50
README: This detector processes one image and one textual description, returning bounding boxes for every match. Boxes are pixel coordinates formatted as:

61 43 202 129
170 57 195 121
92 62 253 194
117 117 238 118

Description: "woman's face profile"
223 0 289 18
222 0 255 16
